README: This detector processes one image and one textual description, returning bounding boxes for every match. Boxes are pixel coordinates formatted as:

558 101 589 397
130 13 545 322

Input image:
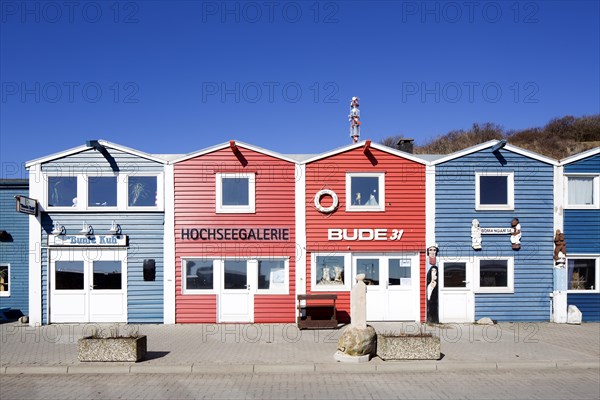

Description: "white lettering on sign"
327 228 403 241
480 228 513 234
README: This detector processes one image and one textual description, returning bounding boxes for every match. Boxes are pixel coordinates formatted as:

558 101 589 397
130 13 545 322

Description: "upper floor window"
215 172 255 213
88 176 117 207
565 175 599 209
48 177 78 207
44 173 163 211
128 176 158 207
346 172 385 212
475 172 514 210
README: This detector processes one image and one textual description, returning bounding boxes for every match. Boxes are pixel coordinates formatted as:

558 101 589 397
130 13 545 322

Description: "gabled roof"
170 140 299 164
301 140 428 165
430 140 558 166
560 147 600 166
25 140 168 167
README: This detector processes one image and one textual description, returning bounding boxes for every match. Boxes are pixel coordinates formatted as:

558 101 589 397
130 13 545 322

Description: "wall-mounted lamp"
109 220 122 235
51 222 66 235
80 222 93 236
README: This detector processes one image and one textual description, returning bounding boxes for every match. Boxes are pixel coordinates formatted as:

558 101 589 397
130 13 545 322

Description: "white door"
50 249 127 323
218 260 256 322
353 254 419 321
439 259 474 323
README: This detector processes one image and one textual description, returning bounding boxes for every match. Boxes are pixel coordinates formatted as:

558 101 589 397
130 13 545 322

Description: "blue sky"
1 0 599 178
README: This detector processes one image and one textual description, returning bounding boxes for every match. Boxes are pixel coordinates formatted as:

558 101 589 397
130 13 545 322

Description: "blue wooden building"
431 140 557 322
25 141 172 325
559 147 600 322
0 179 29 319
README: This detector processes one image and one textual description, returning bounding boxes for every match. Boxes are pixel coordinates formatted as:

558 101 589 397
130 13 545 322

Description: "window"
475 258 514 293
128 176 158 207
566 175 599 209
48 177 78 207
183 259 214 292
443 262 467 288
257 259 286 291
568 258 599 291
389 258 412 286
216 173 255 213
356 258 380 285
93 261 122 290
475 172 514 210
346 173 385 212
312 253 350 291
0 264 9 296
55 261 84 290
88 176 117 207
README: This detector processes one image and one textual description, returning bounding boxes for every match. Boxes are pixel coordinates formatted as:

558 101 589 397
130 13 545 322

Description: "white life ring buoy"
314 189 338 213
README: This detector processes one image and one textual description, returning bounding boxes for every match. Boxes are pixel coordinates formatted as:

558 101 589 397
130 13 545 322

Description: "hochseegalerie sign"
48 235 128 246
180 227 290 241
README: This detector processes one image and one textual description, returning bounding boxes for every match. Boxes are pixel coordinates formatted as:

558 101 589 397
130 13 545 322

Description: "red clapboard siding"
305 146 427 322
174 146 297 323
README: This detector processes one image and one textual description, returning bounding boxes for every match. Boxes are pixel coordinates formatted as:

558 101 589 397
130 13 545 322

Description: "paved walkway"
1 322 598 374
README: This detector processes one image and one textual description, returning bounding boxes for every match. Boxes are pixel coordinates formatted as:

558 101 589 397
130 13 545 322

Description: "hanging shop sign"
328 228 404 241
15 195 38 216
48 235 128 247
181 227 290 241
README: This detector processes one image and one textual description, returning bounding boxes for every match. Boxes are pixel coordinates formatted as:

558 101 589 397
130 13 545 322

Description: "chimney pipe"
397 138 415 154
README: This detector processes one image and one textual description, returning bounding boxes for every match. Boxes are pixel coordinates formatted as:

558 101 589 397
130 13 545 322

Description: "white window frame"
345 172 385 212
0 263 10 297
311 252 351 292
474 257 514 294
255 258 290 295
181 258 219 295
566 256 600 293
215 172 256 214
43 173 164 212
475 172 514 211
564 174 600 210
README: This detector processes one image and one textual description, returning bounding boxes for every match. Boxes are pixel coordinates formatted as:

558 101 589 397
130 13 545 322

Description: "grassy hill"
381 115 600 159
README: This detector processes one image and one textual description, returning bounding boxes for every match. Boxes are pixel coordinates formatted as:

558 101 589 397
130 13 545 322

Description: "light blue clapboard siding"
42 148 163 174
564 153 599 321
564 154 600 174
40 147 165 324
436 148 554 321
0 181 29 315
567 293 600 322
564 210 600 254
40 213 164 324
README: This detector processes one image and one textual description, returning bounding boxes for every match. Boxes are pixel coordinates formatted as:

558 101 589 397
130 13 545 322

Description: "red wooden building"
172 141 298 323
302 141 428 322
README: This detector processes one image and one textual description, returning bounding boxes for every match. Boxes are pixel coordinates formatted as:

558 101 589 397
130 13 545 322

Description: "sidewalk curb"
2 361 599 375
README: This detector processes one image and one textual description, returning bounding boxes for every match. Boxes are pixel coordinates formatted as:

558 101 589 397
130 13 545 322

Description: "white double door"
352 253 420 321
50 249 127 323
439 259 475 323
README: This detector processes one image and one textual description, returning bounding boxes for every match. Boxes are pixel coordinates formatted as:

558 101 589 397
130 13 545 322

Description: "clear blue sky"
1 0 599 178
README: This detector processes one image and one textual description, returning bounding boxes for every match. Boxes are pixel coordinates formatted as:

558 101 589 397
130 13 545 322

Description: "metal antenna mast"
349 96 361 143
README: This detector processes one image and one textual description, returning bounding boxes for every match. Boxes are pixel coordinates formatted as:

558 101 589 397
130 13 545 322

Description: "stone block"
78 335 147 362
376 334 440 360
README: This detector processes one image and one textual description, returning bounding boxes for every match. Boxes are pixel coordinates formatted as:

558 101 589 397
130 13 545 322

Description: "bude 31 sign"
328 228 404 241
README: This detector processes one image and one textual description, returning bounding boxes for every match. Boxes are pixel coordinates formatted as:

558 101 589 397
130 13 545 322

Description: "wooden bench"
297 294 338 329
